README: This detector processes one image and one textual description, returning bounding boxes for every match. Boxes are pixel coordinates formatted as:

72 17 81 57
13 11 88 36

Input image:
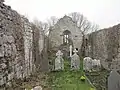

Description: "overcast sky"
5 0 120 29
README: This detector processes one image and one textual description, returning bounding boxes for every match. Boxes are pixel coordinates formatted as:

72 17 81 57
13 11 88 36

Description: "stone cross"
56 50 63 57
69 45 72 57
73 48 78 54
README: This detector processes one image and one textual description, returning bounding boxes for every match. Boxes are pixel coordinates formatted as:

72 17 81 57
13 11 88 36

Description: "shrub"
80 76 86 82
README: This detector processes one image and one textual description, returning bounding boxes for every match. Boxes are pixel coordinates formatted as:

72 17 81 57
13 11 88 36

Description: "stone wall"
85 24 120 70
32 24 45 69
0 1 46 88
21 16 35 78
32 24 49 72
0 1 25 87
49 16 83 50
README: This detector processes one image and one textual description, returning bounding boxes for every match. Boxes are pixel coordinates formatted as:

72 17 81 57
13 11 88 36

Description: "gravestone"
97 60 101 66
83 57 92 71
108 70 120 90
83 57 87 71
92 59 97 70
71 49 80 70
96 59 101 70
92 59 101 71
54 50 64 71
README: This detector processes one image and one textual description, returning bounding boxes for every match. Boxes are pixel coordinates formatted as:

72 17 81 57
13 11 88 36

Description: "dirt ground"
4 72 51 90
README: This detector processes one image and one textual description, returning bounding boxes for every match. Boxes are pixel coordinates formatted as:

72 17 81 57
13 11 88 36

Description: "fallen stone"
31 86 42 90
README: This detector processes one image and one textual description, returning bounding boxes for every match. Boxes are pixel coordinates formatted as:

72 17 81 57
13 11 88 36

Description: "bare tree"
47 16 58 27
33 18 48 36
69 12 99 34
33 16 58 36
68 12 99 57
33 18 43 29
43 16 58 36
42 23 49 31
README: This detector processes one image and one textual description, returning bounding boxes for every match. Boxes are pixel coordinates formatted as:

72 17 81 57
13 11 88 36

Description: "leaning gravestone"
71 49 80 70
54 50 64 71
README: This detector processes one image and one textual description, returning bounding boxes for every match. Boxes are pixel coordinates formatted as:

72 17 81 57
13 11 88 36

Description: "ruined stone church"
1 0 120 89
49 15 83 53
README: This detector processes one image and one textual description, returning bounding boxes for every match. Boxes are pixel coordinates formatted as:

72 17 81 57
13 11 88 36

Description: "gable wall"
49 16 83 50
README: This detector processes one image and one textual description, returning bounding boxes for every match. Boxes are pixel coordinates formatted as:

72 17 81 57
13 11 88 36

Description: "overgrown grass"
48 58 93 90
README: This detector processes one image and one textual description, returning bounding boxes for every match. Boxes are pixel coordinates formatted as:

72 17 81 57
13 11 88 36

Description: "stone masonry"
85 24 120 70
0 1 24 86
49 15 83 50
0 1 46 88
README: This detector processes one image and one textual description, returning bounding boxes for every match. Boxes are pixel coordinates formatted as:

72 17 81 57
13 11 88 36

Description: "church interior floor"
7 59 96 90
48 59 94 90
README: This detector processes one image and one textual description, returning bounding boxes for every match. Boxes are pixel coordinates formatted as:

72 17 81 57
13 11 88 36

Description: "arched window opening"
64 34 69 43
63 30 71 44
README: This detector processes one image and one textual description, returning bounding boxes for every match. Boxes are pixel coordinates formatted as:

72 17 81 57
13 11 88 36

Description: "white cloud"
5 0 120 29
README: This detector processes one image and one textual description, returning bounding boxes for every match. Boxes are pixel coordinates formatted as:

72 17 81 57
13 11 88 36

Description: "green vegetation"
86 70 109 90
48 59 94 90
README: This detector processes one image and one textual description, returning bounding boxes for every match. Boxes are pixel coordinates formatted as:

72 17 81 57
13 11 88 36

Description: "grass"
48 58 94 90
